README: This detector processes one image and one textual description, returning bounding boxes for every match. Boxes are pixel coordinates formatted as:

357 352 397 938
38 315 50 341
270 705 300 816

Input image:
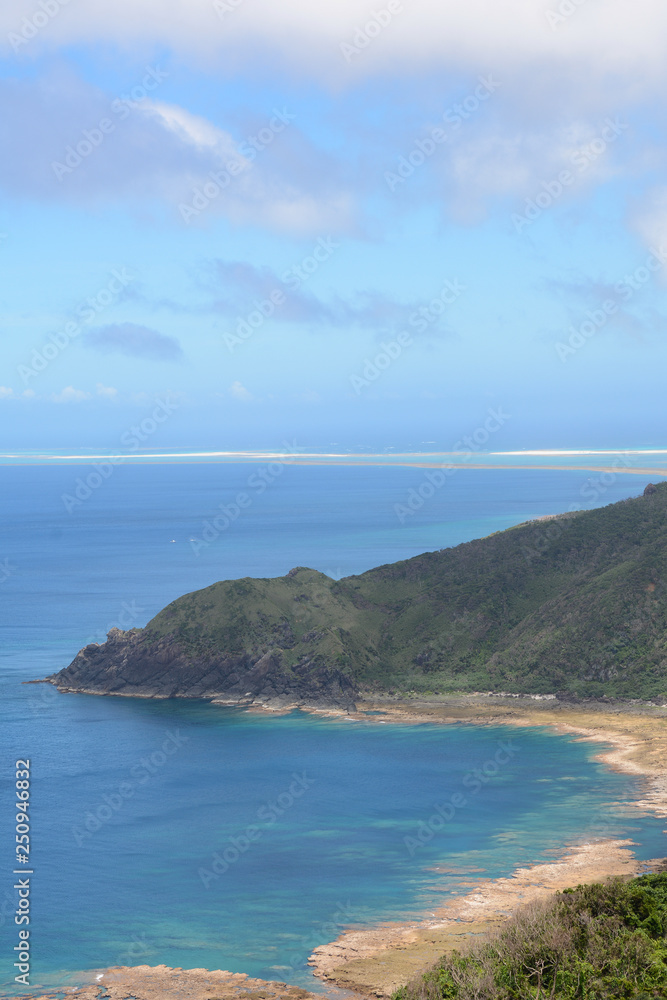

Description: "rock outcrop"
50 625 357 710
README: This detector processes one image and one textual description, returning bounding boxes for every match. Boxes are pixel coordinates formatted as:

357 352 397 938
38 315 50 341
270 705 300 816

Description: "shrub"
396 873 667 1000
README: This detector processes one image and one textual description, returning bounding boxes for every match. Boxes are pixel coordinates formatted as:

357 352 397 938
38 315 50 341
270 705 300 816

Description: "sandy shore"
304 695 667 996
282 461 667 477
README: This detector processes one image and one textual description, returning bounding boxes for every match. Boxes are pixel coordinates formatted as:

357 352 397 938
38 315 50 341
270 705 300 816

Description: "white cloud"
2 2 665 235
50 386 92 403
146 101 240 156
2 1 667 97
229 380 253 401
96 383 118 398
0 386 14 398
437 116 632 221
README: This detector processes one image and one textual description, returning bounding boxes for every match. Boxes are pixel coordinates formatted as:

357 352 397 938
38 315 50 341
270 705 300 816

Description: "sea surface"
1 462 665 995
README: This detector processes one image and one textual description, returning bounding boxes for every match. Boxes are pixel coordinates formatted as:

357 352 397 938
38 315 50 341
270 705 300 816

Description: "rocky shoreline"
302 694 667 995
308 841 667 997
17 695 667 1000
44 624 357 712
21 965 324 1000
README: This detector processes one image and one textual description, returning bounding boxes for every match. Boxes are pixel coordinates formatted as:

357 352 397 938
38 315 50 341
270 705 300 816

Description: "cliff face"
52 623 358 710
49 567 361 710
48 484 667 706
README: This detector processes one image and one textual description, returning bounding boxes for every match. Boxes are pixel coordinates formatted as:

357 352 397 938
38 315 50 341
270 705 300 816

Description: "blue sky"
2 1 667 451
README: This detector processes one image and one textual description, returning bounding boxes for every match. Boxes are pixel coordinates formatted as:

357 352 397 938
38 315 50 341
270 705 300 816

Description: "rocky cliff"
49 567 359 710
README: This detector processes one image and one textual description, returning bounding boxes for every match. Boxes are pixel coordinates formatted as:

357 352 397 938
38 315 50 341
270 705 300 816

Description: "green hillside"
396 872 667 1000
53 482 667 704
145 482 667 701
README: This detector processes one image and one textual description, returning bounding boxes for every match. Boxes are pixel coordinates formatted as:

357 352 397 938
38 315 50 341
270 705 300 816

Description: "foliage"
395 873 667 1000
139 483 667 700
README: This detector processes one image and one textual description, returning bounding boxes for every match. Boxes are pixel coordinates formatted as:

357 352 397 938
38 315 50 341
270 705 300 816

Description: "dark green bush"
395 873 667 1000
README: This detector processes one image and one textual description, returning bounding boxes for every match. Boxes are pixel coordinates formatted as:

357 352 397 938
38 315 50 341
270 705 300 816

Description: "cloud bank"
3 0 667 97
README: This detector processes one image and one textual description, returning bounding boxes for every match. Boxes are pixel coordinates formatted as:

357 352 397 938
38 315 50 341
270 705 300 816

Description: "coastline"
305 694 667 996
18 695 667 1000
308 840 662 997
20 966 326 1000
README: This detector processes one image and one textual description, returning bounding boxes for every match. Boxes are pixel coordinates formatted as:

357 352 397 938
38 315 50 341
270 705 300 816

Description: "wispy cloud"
543 272 667 346
202 259 456 338
83 323 184 361
0 70 356 235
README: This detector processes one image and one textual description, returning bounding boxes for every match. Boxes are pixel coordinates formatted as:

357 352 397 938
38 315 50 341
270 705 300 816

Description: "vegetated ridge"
48 483 667 708
395 872 667 1000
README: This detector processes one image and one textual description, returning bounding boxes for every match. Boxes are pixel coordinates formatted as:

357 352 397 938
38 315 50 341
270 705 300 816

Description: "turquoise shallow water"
0 464 664 995
2 692 664 994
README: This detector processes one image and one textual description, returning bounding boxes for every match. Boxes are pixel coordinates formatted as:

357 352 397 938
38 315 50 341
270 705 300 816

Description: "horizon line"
1 447 667 463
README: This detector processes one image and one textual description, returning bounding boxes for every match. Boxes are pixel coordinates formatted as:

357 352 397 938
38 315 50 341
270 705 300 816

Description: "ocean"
1 461 665 995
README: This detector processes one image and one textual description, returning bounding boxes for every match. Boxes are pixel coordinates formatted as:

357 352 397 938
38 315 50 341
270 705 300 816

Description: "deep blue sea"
1 463 665 995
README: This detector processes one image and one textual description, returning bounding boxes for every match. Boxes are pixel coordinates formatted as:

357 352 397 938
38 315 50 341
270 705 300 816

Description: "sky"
1 0 667 452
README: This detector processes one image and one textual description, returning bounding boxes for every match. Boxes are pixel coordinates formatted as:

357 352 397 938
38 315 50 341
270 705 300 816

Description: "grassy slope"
140 484 667 701
396 873 667 1000
143 567 379 673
